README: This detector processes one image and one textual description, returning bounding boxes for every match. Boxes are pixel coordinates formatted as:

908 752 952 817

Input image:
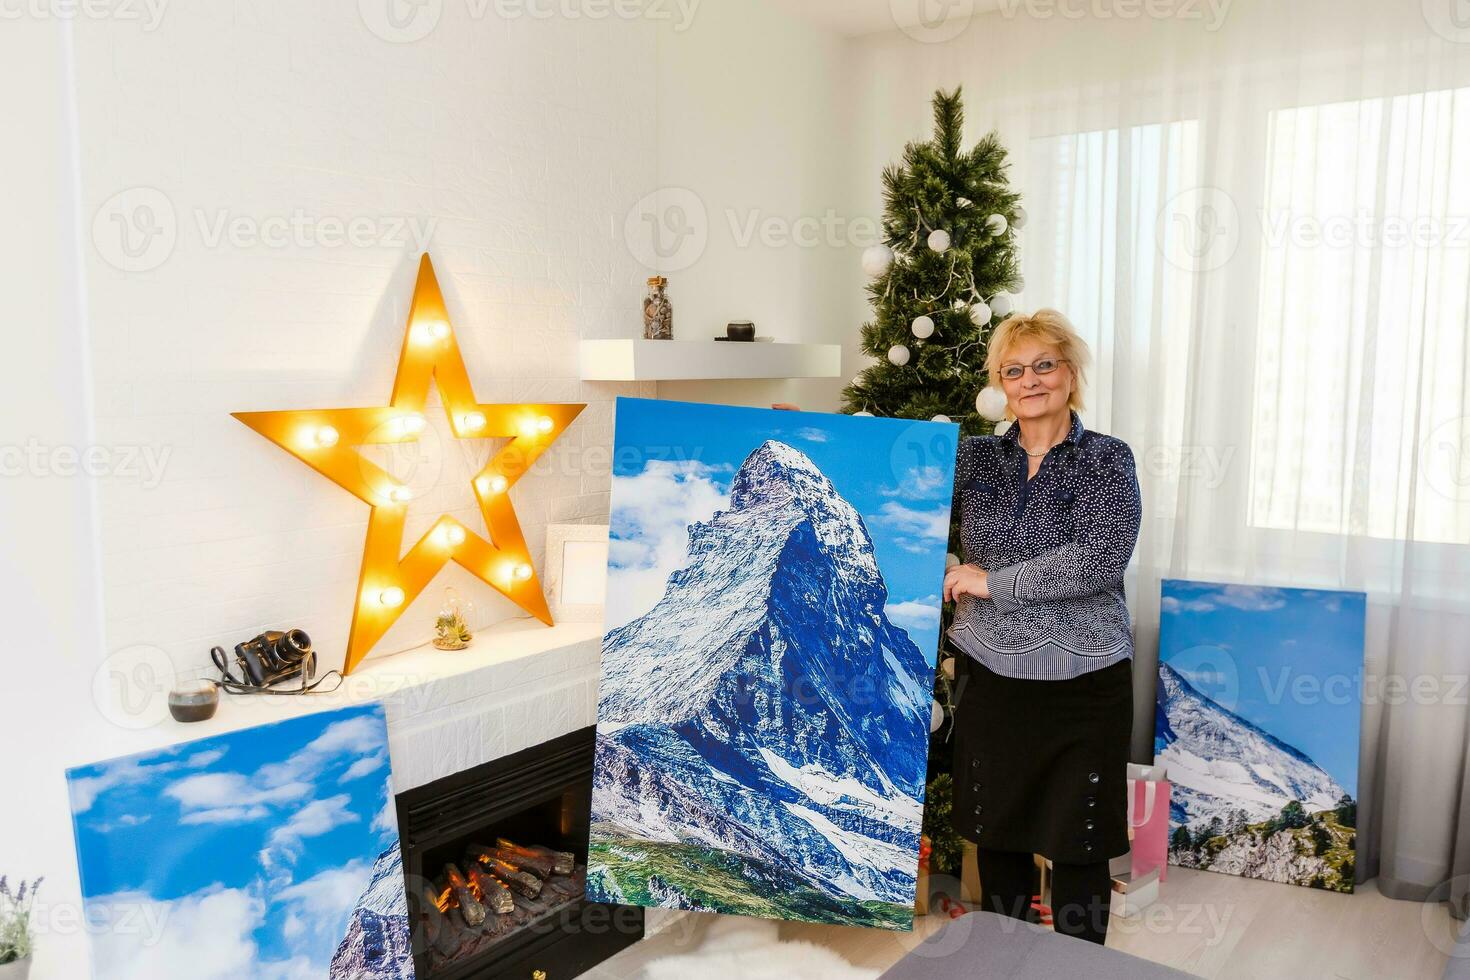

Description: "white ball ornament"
957 197 973 208
931 414 951 423
990 292 1014 317
945 552 961 568
887 344 911 367
854 410 874 417
911 315 935 339
927 229 951 253
986 213 1008 236
1012 205 1027 230
862 244 894 278
931 700 944 733
994 418 1013 436
975 386 1009 422
969 301 992 326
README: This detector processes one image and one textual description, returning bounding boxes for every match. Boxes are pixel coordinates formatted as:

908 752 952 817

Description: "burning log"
466 845 544 897
466 863 515 914
496 837 574 876
444 863 487 927
473 842 554 879
417 884 456 954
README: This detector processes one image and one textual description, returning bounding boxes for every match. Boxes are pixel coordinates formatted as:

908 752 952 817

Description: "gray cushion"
878 912 1198 980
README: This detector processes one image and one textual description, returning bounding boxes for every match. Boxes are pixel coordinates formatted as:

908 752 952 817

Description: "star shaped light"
233 254 584 674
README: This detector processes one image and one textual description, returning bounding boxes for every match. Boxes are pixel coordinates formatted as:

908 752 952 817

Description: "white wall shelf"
580 339 842 381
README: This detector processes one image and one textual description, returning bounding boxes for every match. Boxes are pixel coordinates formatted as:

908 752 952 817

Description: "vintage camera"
213 629 316 689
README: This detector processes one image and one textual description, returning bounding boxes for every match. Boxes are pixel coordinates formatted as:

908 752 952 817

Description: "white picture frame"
544 522 610 623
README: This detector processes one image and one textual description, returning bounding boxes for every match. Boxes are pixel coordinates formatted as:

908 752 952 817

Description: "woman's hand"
944 563 990 602
771 403 801 411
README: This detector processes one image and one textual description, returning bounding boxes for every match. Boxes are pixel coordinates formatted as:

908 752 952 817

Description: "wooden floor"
592 869 1458 979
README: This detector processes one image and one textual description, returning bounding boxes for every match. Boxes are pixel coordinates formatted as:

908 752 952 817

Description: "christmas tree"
842 87 1024 431
842 87 1026 876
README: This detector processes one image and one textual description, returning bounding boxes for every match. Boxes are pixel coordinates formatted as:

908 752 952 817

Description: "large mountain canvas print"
66 703 413 979
1154 580 1366 893
587 398 957 929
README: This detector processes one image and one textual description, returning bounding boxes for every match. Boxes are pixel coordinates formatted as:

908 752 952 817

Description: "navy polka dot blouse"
947 411 1142 680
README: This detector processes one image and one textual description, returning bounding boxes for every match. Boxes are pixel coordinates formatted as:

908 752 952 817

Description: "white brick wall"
73 2 659 674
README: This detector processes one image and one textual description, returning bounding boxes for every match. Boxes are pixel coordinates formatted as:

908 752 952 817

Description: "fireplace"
395 725 645 979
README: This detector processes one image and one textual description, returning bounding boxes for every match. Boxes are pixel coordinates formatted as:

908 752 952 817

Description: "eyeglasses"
997 357 1065 381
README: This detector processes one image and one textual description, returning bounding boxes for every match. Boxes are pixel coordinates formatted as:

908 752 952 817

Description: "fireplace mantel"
78 618 605 790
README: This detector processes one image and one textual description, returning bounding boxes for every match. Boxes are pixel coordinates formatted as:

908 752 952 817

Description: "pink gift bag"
1126 762 1171 882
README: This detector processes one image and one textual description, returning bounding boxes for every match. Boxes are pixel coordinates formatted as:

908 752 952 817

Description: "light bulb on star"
389 413 427 438
309 425 339 449
518 415 554 437
438 523 466 547
416 320 451 344
460 411 486 433
378 586 406 608
477 473 509 495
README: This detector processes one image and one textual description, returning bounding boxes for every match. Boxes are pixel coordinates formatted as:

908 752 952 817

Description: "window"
1250 89 1470 545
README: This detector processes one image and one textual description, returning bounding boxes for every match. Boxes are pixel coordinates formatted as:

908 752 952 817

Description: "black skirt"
950 654 1133 866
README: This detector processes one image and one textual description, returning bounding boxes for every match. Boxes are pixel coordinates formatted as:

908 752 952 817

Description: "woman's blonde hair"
984 308 1091 415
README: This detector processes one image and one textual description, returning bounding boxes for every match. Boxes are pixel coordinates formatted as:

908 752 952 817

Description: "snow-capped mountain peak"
600 441 902 726
1156 662 1349 830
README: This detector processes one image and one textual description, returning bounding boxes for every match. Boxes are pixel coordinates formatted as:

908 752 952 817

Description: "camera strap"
209 645 344 697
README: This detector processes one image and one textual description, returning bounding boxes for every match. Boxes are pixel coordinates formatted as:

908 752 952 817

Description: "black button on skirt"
950 654 1133 865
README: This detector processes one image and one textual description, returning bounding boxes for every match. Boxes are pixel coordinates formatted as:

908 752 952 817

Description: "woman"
774 308 1139 944
942 309 1140 945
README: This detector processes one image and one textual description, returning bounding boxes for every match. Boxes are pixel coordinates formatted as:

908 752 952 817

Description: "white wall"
73 3 659 674
0 18 110 980
652 0 861 412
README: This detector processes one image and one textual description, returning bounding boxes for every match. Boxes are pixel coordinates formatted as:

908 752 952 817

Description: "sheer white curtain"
856 0 1470 917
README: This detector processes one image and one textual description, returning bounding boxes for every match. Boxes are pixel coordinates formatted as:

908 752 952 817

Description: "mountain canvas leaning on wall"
586 399 957 929
1153 580 1366 894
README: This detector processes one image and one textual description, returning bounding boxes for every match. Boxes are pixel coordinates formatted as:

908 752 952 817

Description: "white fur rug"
636 914 882 980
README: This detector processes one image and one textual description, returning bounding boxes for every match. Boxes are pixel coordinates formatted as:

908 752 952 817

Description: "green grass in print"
586 829 914 931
